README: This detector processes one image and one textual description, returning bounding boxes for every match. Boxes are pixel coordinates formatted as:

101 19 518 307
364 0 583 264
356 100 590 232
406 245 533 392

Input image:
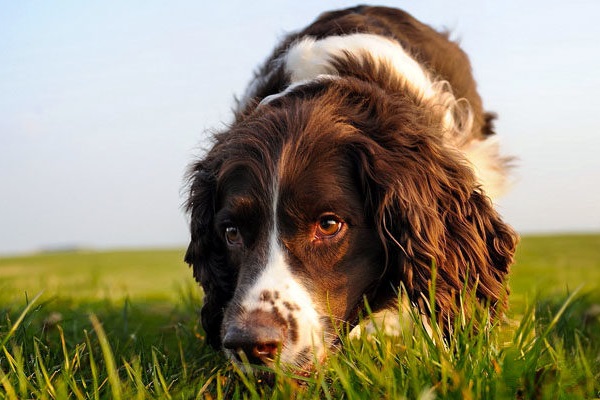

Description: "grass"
0 234 599 399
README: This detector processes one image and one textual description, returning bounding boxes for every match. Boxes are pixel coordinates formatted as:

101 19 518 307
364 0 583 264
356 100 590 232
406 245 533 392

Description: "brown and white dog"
185 5 518 370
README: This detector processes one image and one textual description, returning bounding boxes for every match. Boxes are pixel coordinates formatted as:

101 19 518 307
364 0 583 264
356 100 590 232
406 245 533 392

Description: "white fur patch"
258 75 338 106
461 137 509 199
349 302 434 340
283 34 475 138
349 308 405 339
284 33 437 102
239 183 325 365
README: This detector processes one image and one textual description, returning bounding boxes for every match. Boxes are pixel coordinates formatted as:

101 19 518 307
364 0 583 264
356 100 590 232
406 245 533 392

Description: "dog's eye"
315 215 343 240
225 226 243 246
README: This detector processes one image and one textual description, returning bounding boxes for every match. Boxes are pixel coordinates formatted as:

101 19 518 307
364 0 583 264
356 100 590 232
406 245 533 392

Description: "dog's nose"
222 312 285 364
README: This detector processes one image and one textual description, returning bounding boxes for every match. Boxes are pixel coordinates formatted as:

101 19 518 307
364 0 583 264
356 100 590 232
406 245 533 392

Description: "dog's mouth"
224 340 325 371
225 345 330 388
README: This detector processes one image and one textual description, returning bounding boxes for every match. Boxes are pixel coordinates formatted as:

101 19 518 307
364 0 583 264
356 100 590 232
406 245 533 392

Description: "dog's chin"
225 346 328 382
251 368 313 389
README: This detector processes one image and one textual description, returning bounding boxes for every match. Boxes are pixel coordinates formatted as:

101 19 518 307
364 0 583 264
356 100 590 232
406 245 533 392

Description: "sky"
1 1 599 255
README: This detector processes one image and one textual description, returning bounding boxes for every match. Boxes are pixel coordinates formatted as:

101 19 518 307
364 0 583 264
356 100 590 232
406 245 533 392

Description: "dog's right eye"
225 226 243 247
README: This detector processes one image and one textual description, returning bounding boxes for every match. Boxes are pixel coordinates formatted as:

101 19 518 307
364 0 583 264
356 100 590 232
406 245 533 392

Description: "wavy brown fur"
185 6 518 353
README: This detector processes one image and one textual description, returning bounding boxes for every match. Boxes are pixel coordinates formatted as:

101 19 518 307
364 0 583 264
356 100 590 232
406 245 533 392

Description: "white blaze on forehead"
242 234 320 321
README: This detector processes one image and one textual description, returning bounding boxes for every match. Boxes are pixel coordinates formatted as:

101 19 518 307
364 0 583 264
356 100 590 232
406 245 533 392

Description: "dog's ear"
185 165 232 348
353 130 518 324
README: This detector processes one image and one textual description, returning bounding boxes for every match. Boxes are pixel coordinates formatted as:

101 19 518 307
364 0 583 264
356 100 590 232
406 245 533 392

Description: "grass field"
1 234 599 399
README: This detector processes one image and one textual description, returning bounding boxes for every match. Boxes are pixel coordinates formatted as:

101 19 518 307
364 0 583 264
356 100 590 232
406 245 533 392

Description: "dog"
185 5 518 370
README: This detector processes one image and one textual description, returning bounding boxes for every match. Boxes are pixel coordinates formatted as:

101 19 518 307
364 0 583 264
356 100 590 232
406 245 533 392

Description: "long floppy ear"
354 131 518 326
185 164 232 348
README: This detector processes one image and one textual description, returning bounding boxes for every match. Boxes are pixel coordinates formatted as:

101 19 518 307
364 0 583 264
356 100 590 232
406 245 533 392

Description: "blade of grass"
57 327 85 400
230 360 260 400
12 344 29 398
0 366 19 400
574 334 594 395
84 330 100 400
194 373 216 400
123 357 147 400
0 291 43 349
152 348 173 399
57 326 70 373
539 286 582 340
2 345 29 398
68 343 86 396
33 338 55 399
216 370 224 400
89 314 122 400
177 330 188 382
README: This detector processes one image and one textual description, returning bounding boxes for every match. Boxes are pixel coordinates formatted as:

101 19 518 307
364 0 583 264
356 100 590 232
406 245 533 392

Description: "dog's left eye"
315 215 344 240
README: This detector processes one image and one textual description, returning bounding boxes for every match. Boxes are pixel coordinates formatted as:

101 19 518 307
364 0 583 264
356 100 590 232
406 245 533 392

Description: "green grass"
1 235 599 399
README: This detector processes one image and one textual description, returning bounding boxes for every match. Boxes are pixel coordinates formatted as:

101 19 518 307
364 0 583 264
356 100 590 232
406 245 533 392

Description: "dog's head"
185 77 517 369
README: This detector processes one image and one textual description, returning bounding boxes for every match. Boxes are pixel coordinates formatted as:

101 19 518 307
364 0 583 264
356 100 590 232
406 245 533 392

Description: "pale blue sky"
1 1 599 255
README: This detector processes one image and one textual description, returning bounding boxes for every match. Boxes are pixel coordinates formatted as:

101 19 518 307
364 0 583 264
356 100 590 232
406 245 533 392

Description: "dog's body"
185 6 518 370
